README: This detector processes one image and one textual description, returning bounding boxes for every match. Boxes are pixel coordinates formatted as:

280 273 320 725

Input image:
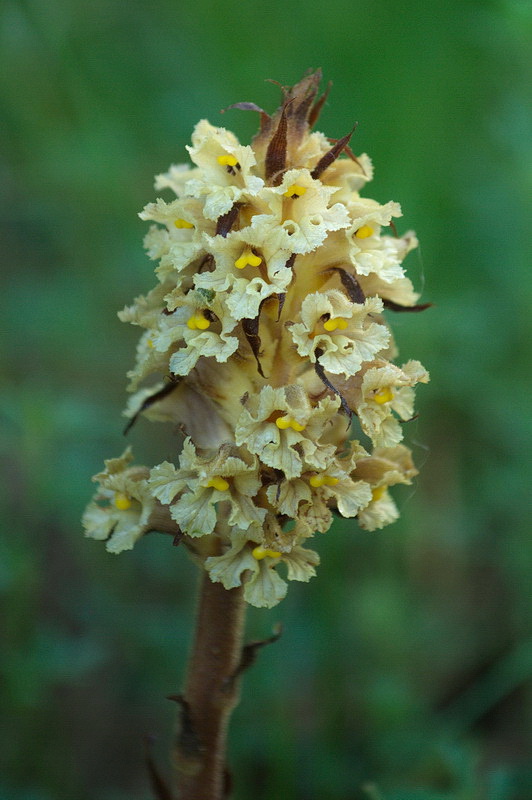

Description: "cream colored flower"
125 330 170 392
139 197 210 287
146 289 239 376
153 162 198 198
182 120 265 220
317 152 374 204
244 168 351 256
194 228 294 321
83 448 156 553
118 281 172 329
345 200 413 284
351 445 418 530
205 532 320 608
358 271 421 308
235 385 340 479
353 359 430 447
149 439 265 537
267 445 371 521
289 289 390 377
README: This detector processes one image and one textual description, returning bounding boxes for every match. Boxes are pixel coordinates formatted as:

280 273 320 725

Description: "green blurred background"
2 0 531 798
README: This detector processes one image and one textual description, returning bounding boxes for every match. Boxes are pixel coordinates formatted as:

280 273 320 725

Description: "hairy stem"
174 573 246 800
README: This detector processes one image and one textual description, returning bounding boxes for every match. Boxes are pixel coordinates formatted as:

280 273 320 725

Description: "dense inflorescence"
83 72 429 607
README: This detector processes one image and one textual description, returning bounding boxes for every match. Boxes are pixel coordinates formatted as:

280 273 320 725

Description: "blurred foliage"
1 0 531 798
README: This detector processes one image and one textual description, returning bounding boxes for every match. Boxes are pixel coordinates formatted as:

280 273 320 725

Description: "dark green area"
1 0 531 797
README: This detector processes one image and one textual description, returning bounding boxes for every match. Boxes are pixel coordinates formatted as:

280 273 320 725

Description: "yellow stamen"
371 485 387 502
355 224 374 239
374 387 395 404
323 317 349 332
147 338 154 348
174 218 194 229
275 416 306 432
252 545 282 560
217 154 238 167
187 313 211 331
284 184 307 198
114 492 132 511
309 474 340 488
234 249 262 269
205 476 230 492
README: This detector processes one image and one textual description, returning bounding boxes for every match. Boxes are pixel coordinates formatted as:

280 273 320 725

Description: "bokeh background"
2 0 531 798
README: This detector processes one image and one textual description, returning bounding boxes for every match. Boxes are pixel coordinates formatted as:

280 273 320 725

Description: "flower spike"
84 72 429 608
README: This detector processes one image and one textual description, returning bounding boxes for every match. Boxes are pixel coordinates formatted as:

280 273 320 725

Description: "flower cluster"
83 72 429 607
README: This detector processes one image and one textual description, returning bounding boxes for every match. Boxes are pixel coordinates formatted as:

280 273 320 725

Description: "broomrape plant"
83 71 430 799
83 71 429 609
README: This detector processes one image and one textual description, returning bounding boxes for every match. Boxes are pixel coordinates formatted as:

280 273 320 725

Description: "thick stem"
174 573 246 800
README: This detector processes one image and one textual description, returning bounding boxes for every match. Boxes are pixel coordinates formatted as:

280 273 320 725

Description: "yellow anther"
187 313 211 331
355 224 374 239
252 545 282 561
114 492 132 511
371 485 387 502
147 338 154 348
205 476 230 492
275 416 306 432
234 249 262 269
323 317 349 332
217 154 239 167
174 218 194 229
309 474 340 488
284 184 307 198
374 387 395 404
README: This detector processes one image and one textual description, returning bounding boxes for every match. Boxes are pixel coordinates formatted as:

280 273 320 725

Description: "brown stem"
174 573 246 800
